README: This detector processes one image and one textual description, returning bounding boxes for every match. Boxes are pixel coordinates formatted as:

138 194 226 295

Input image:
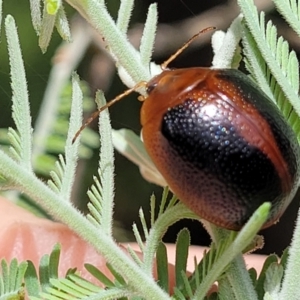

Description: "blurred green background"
1 0 299 256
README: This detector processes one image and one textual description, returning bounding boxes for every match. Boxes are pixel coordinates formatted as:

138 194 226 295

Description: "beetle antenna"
73 27 215 143
72 81 146 143
161 26 216 69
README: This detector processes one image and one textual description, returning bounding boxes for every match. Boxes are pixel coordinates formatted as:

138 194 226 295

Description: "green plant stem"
209 225 258 300
64 0 151 83
0 150 170 300
143 204 197 276
225 255 258 300
96 92 114 236
56 74 82 201
194 202 270 300
192 240 257 300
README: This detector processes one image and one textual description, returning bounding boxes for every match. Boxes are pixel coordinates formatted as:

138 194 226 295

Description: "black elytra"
141 67 300 230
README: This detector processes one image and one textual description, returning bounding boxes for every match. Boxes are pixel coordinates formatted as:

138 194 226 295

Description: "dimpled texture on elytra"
142 68 300 230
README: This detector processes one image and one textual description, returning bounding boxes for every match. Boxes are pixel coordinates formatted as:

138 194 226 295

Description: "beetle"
73 29 300 231
141 67 300 230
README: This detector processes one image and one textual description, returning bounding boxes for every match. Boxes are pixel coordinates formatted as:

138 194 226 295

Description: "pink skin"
0 196 266 292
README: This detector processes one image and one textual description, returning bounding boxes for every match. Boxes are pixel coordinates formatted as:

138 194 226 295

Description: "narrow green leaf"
255 254 278 300
150 194 156 227
156 242 169 292
39 6 56 53
280 248 289 271
47 180 60 193
187 248 214 295
87 202 101 224
126 245 143 267
159 187 170 216
264 263 283 295
166 193 179 209
7 129 22 161
39 255 50 293
193 257 200 289
132 223 145 252
139 208 149 239
42 285 129 299
49 278 87 297
8 259 18 291
1 260 9 292
40 287 67 299
29 0 42 34
116 0 134 33
24 261 40 297
55 4 71 41
173 288 186 300
175 229 190 288
180 271 193 299
48 244 60 279
139 3 158 67
86 214 99 227
106 263 126 286
14 261 28 291
288 52 299 91
49 170 62 189
248 267 257 286
85 264 115 287
68 273 102 292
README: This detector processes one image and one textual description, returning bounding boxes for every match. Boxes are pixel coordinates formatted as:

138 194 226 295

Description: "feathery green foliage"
0 0 299 299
